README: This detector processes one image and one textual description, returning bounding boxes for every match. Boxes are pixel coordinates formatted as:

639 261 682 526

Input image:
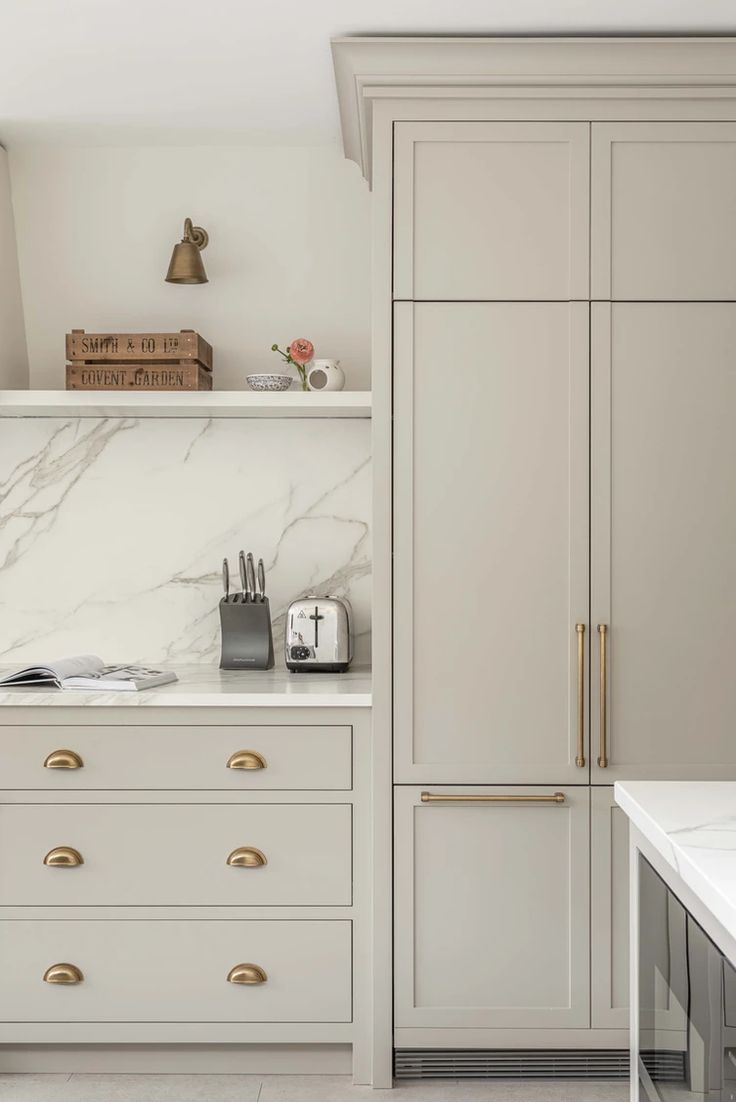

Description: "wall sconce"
165 218 209 284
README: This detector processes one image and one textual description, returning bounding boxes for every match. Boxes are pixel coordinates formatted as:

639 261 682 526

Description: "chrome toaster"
285 595 353 673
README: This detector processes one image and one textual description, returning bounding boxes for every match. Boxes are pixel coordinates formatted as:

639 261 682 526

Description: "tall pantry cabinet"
333 37 736 1075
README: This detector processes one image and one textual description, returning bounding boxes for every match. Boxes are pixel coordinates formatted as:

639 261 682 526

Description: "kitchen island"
615 781 736 1101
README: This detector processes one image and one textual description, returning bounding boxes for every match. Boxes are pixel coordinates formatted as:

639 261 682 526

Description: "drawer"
0 919 352 1022
0 803 351 906
0 725 352 790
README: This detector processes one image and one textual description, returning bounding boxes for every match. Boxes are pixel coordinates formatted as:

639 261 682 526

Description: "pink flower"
287 338 314 366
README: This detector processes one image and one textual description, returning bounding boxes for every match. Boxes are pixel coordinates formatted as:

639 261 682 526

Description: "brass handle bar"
420 792 565 804
575 623 586 768
43 846 84 867
43 963 83 985
227 963 267 985
227 750 266 771
598 623 609 769
44 749 83 770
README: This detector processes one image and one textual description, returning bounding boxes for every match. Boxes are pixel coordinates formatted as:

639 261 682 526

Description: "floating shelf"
0 390 372 419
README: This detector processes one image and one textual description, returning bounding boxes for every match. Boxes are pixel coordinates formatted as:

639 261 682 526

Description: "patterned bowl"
246 374 293 392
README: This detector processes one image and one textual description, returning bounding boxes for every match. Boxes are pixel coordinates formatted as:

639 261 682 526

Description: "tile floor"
0 1074 630 1101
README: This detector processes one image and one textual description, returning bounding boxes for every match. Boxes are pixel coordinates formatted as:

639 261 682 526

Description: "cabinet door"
591 303 736 780
394 302 589 783
394 122 589 300
591 787 629 1029
592 122 736 300
394 786 590 1029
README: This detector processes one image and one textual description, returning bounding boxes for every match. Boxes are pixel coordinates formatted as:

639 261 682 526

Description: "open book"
0 655 177 692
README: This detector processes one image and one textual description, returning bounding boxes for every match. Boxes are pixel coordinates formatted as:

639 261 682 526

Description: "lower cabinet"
0 919 352 1023
591 786 630 1029
394 786 590 1030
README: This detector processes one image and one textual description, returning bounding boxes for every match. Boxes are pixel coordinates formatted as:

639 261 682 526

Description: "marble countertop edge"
615 780 736 954
0 665 372 708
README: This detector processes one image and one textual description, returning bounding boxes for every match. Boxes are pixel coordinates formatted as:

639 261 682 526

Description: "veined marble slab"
0 664 371 708
616 780 736 952
0 417 371 666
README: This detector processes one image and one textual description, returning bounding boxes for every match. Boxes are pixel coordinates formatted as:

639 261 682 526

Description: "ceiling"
1 0 736 147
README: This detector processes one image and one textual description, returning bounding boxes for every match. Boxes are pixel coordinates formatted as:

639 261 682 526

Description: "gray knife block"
219 597 275 671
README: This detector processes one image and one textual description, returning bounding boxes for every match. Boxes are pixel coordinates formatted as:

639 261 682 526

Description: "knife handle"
246 553 257 601
238 551 248 601
222 558 230 600
257 559 266 602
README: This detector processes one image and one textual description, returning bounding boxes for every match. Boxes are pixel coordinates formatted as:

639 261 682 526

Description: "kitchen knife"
238 550 248 602
257 558 266 602
246 552 257 603
222 558 230 602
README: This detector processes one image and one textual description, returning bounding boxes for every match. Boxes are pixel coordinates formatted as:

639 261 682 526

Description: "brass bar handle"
226 846 267 868
44 749 83 770
43 846 84 867
575 623 586 767
43 963 83 985
227 750 266 771
598 623 609 769
420 792 565 804
227 963 267 985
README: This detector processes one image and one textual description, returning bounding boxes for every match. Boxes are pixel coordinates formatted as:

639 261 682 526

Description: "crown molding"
331 35 736 181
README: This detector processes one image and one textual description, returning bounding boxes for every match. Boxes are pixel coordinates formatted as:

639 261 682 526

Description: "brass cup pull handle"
44 749 83 770
43 963 83 985
43 846 84 867
226 847 267 868
227 750 266 771
227 963 267 985
575 623 586 768
421 792 565 804
598 624 609 769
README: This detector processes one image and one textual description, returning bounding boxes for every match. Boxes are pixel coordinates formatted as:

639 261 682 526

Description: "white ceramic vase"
307 359 345 392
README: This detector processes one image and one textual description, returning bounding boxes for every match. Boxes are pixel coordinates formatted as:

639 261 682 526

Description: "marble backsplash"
0 417 371 667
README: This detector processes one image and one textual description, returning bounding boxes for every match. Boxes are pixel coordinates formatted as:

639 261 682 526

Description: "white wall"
8 145 370 390
0 147 29 387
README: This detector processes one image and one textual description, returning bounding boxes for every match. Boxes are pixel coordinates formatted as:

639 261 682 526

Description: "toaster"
285 595 353 672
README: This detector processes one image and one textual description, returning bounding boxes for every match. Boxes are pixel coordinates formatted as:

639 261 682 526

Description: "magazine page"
0 655 104 686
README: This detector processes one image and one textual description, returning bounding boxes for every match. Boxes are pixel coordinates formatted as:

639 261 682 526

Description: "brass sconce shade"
166 217 209 284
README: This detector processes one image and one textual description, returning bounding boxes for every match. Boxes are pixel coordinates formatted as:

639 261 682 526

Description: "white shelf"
0 390 372 419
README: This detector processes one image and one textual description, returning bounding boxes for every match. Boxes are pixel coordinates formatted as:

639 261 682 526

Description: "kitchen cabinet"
0 919 352 1024
394 786 590 1030
591 787 629 1029
393 121 590 301
333 34 736 1073
591 122 736 300
0 702 375 1081
393 301 589 785
591 303 736 781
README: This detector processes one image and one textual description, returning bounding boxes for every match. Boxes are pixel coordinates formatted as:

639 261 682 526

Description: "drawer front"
0 725 352 790
0 920 352 1022
0 803 351 906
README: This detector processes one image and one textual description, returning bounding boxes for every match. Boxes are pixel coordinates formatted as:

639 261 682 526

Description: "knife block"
219 597 275 671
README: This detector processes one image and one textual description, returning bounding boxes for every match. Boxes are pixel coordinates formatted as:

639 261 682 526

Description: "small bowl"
246 374 293 392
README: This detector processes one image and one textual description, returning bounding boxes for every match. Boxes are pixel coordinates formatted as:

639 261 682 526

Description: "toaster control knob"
291 646 311 661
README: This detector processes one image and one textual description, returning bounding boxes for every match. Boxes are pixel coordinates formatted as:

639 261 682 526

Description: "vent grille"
395 1048 685 1081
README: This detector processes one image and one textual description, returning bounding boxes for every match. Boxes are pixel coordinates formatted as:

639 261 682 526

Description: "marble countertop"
616 780 736 950
0 664 372 708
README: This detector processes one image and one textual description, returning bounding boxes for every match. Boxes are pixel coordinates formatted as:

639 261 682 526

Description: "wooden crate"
66 330 213 371
66 363 213 391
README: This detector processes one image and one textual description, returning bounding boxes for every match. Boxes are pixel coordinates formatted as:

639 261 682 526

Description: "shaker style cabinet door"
394 786 590 1029
393 122 590 300
591 303 736 781
591 787 629 1029
591 122 736 300
393 302 589 783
